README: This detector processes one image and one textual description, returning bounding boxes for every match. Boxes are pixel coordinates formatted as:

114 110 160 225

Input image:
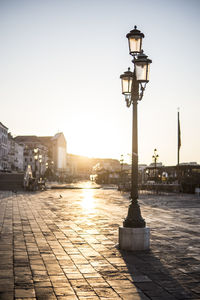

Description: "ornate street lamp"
39 155 42 177
120 154 124 188
34 148 38 177
152 148 159 181
119 26 152 250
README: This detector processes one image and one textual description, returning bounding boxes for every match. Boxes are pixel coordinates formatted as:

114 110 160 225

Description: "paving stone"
57 296 78 300
35 287 56 299
34 280 52 287
86 278 109 288
15 298 37 300
66 273 84 280
54 286 76 296
0 292 14 300
15 288 36 298
0 284 13 292
93 287 120 297
78 297 99 300
83 272 102 278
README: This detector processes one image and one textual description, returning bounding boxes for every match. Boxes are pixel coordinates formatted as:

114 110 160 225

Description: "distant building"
0 122 8 171
67 155 121 180
15 132 67 176
14 135 49 175
8 133 15 170
67 154 78 177
93 159 121 173
8 133 24 172
149 162 163 167
15 142 24 171
180 162 198 166
38 132 67 176
92 159 121 184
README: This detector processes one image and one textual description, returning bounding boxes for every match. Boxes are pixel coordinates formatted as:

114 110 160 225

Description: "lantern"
126 26 144 55
135 51 152 83
120 68 133 94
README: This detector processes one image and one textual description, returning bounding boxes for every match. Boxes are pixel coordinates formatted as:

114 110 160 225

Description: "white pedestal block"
119 227 150 251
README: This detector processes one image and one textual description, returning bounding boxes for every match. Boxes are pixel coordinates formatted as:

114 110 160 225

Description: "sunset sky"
1 0 200 165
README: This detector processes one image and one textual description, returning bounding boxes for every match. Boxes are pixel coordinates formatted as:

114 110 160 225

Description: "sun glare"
64 112 121 159
81 189 95 211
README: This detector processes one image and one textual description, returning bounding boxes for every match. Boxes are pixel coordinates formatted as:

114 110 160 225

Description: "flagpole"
177 108 181 166
177 108 181 188
178 110 180 166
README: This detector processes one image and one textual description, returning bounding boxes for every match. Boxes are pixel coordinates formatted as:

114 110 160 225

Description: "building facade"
15 142 24 171
38 132 67 176
15 132 67 177
0 122 8 171
14 136 49 176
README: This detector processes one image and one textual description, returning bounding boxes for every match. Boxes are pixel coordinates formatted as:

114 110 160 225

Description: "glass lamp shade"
34 155 38 160
134 51 152 83
126 26 144 55
120 68 133 94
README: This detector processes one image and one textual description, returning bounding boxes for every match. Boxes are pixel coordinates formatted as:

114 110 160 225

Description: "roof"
37 136 53 148
14 133 66 148
0 122 8 130
14 136 41 143
52 132 63 140
38 136 52 142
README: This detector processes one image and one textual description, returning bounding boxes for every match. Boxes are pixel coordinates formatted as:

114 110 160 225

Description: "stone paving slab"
0 189 200 299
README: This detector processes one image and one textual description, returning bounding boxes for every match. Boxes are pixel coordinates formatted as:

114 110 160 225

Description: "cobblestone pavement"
0 186 200 300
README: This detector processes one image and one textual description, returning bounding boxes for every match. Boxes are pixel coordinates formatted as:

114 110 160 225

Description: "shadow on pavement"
119 248 199 300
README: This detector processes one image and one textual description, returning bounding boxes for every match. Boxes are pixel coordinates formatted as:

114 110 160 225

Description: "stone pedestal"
119 227 150 251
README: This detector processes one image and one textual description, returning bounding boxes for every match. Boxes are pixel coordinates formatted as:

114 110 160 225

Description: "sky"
0 0 200 165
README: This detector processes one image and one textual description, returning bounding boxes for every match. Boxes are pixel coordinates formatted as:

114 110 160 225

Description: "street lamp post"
39 154 42 178
119 26 152 250
34 148 39 177
120 154 124 188
152 148 159 181
120 154 124 172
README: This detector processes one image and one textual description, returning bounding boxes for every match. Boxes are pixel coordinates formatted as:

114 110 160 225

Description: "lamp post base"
119 227 150 251
123 200 146 228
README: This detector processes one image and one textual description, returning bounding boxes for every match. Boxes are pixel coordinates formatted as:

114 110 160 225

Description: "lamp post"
152 148 159 182
120 154 124 172
119 26 152 250
120 154 124 189
51 160 54 177
39 155 42 178
34 148 38 177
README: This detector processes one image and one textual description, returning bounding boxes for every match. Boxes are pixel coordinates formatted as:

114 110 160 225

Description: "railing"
118 182 180 194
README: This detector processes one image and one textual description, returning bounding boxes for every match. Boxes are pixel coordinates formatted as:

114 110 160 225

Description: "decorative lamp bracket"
125 94 132 107
138 83 146 101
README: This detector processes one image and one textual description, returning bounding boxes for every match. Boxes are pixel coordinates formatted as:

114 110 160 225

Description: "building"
93 159 121 173
0 122 8 171
38 132 67 176
14 135 49 175
7 134 24 172
92 159 121 184
7 133 15 170
15 132 67 177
